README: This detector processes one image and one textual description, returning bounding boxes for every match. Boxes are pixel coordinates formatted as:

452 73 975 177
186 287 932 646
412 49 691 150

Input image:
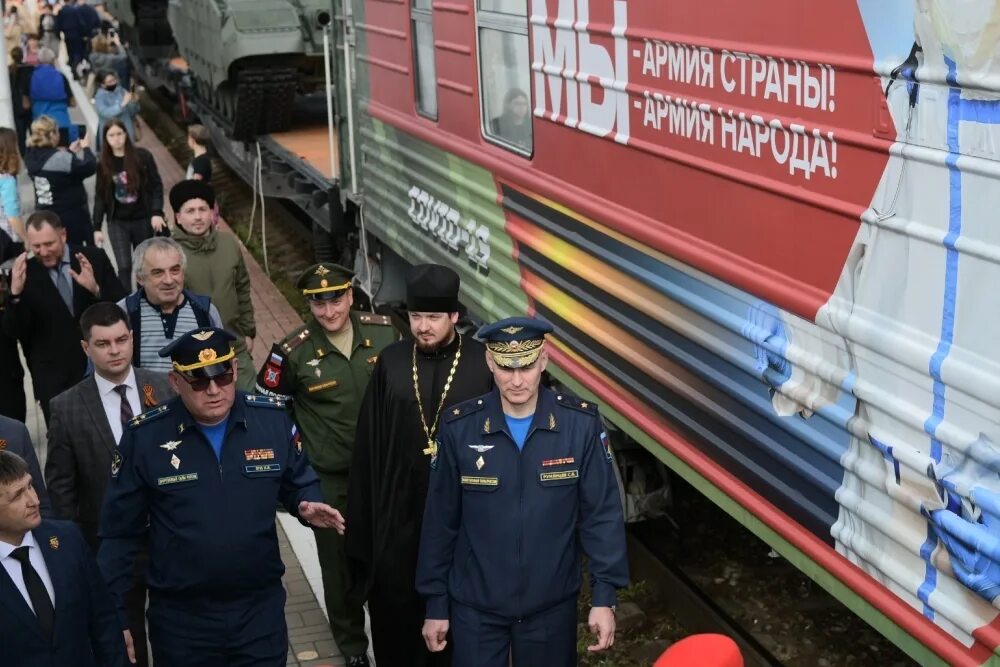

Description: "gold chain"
414 332 462 456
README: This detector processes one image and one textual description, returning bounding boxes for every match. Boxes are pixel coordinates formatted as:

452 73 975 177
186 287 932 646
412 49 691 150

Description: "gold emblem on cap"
192 331 214 341
315 265 331 276
501 326 523 335
198 348 218 363
320 279 328 288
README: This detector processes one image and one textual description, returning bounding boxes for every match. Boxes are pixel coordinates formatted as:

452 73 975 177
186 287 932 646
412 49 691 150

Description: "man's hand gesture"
9 251 27 296
69 252 99 296
298 501 345 533
422 619 449 652
587 606 615 652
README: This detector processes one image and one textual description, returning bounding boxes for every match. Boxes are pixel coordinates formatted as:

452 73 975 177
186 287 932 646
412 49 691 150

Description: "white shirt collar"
94 366 138 398
0 530 38 560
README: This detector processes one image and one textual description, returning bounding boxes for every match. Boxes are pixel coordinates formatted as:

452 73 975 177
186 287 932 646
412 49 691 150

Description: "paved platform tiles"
18 89 352 664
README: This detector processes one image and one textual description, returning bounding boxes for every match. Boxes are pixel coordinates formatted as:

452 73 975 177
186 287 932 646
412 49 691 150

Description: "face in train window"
479 29 532 154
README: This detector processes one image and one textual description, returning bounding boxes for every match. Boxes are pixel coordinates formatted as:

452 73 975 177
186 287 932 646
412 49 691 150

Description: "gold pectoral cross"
423 440 437 457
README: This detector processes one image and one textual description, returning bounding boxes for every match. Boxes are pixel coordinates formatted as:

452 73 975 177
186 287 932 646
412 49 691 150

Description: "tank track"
232 68 299 141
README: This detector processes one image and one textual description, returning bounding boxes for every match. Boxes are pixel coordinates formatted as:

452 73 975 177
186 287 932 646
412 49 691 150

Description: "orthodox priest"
347 264 493 666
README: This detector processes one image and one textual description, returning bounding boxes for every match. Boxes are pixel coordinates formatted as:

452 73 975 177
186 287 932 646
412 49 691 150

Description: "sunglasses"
179 371 235 392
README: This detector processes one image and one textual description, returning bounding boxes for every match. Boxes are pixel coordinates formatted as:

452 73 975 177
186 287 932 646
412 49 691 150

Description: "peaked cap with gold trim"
158 327 237 378
478 316 554 369
297 263 354 301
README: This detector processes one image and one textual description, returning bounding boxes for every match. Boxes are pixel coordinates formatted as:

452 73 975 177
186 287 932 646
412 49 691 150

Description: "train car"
206 0 1000 664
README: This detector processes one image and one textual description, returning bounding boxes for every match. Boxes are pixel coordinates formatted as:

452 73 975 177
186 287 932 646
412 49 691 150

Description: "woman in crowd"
93 120 165 287
29 47 77 146
25 115 97 246
0 128 26 244
89 33 130 94
94 69 139 149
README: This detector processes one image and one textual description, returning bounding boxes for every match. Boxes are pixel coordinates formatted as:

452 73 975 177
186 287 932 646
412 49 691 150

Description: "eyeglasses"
179 371 235 392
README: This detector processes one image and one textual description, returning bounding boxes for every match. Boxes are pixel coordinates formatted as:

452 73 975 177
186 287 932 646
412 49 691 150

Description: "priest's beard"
414 327 456 355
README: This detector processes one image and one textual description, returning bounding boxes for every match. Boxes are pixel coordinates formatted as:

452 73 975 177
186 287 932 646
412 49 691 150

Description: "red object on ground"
654 634 744 667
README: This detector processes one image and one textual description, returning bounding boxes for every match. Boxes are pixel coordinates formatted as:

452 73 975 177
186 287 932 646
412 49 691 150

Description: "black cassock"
347 332 492 666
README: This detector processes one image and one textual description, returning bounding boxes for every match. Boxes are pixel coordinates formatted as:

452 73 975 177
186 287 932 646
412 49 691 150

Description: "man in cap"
347 263 493 666
97 327 345 666
416 317 629 666
254 262 397 667
170 180 257 391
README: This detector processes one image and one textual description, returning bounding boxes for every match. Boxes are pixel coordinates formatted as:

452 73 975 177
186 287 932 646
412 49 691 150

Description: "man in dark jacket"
0 451 128 667
3 211 125 423
0 226 26 421
55 0 100 73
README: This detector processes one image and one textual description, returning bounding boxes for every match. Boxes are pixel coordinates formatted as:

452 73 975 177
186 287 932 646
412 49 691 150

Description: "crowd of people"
0 6 630 667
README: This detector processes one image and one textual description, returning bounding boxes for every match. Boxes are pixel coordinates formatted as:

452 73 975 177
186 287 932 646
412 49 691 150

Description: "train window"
411 0 438 119
479 0 526 16
477 6 531 155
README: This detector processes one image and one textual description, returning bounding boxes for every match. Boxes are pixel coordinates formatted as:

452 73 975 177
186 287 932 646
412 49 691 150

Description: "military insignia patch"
160 440 182 452
0 439 6 450
483 418 491 433
306 358 321 367
111 450 123 477
468 444 494 453
542 457 575 467
48 536 59 550
192 331 214 341
600 431 612 461
245 448 276 461
476 456 485 471
170 454 181 470
291 425 303 455
263 363 282 388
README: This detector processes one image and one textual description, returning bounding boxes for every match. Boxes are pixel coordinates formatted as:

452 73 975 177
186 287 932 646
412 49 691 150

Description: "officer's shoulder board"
443 395 488 424
127 404 171 430
555 393 599 416
279 324 311 355
357 312 392 327
245 394 287 410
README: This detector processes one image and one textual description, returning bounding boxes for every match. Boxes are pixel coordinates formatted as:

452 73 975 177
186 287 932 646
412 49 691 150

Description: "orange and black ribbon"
143 384 157 407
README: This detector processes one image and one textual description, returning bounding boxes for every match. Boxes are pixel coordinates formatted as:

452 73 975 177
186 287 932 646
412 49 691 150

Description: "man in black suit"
0 225 26 421
46 302 173 667
0 450 128 667
0 415 51 517
3 211 126 423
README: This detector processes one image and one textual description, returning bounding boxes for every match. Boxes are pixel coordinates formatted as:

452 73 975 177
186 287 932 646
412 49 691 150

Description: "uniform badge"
475 455 485 471
160 440 182 451
111 450 122 477
0 439 6 450
245 448 276 461
468 444 493 453
48 536 59 550
600 431 612 462
291 425 303 455
542 457 575 467
170 454 181 470
307 358 322 378
263 363 282 388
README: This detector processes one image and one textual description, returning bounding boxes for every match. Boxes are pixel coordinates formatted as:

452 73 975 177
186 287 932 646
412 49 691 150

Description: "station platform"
16 92 356 665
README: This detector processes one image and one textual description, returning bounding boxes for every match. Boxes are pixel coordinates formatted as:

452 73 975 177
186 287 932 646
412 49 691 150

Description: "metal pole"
0 6 14 130
342 16 357 195
322 25 339 182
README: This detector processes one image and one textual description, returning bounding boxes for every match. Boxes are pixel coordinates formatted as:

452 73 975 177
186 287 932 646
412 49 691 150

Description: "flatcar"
199 1 1000 664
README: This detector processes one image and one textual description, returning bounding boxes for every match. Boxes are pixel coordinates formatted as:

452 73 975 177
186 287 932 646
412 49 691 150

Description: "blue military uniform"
97 328 324 667
416 318 629 666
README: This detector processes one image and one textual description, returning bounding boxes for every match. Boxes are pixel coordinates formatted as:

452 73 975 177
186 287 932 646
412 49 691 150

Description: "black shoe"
347 656 370 667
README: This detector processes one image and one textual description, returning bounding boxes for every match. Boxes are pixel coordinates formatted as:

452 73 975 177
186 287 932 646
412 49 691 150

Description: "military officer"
255 262 396 667
97 327 345 667
416 317 629 666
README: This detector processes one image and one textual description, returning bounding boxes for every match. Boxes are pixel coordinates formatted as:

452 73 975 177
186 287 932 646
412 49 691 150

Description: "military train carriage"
106 0 334 139
150 0 1000 664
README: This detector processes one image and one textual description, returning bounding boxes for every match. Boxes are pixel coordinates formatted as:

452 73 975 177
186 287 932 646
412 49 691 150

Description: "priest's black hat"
406 264 460 313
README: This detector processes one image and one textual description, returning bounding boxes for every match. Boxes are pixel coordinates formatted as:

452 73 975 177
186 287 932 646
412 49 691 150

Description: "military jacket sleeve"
416 423 464 620
255 329 306 401
578 411 629 607
278 418 324 514
96 423 151 623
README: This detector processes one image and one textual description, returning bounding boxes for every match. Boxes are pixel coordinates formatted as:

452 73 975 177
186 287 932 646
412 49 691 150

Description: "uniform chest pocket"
460 475 500 492
241 463 283 479
538 469 579 487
